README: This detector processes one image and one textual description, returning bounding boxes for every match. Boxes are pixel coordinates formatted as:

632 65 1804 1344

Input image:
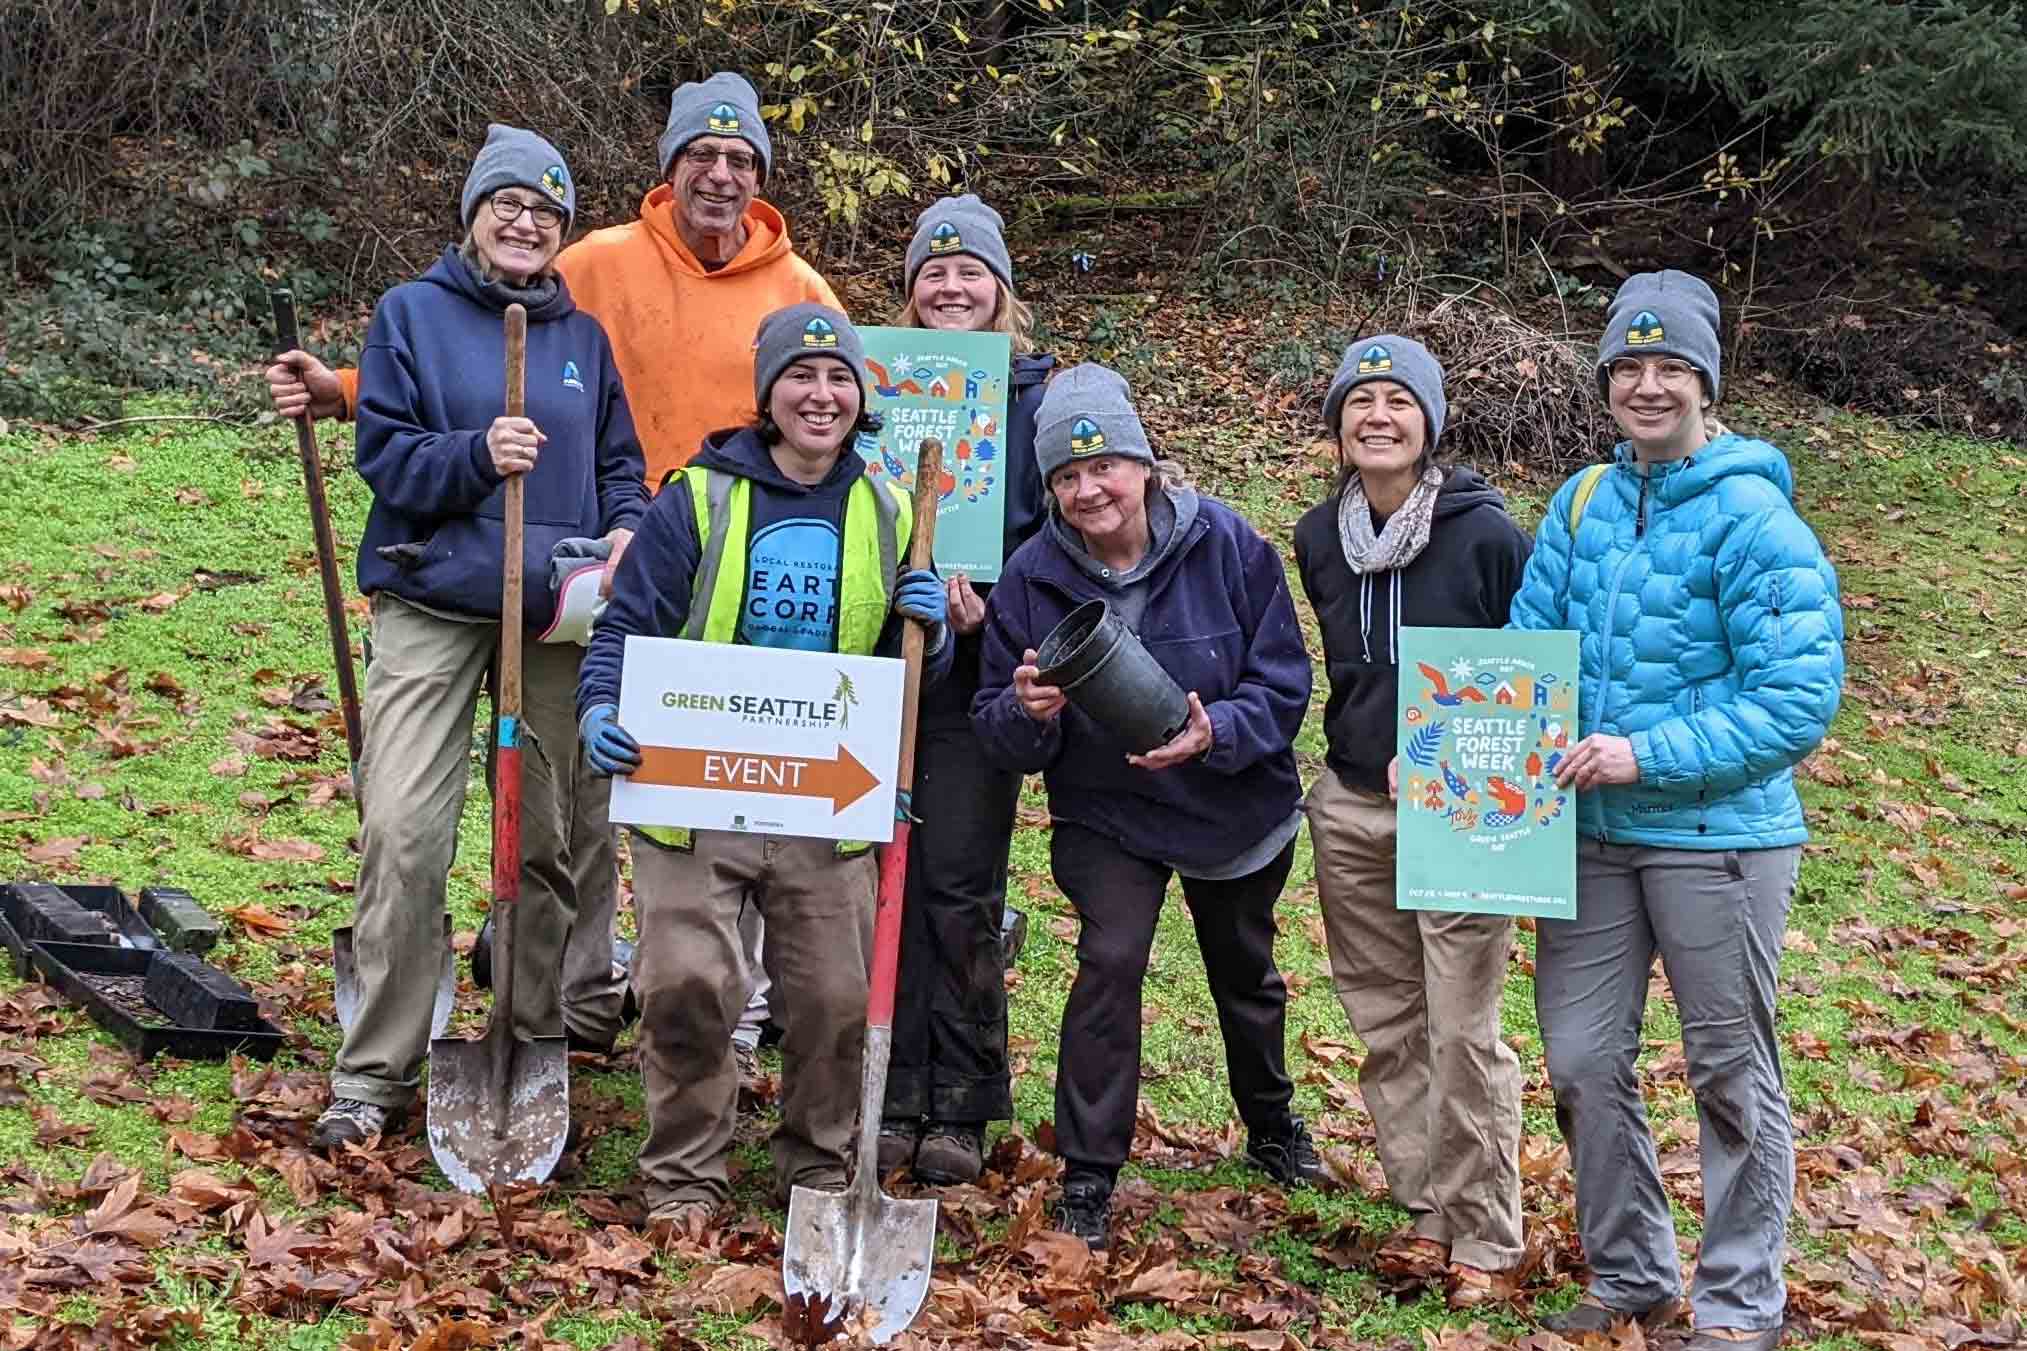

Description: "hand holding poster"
1396 627 1579 919
855 326 1012 581
607 636 904 844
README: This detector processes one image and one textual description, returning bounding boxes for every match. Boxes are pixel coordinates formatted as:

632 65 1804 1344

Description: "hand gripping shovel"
269 289 456 1039
425 303 570 1193
782 439 945 1345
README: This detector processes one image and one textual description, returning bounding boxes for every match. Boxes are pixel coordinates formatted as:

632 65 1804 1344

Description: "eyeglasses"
681 144 759 175
488 195 565 230
1607 358 1700 389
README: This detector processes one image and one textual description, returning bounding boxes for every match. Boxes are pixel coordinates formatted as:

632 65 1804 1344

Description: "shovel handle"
489 305 528 1129
864 439 942 1032
270 288 366 801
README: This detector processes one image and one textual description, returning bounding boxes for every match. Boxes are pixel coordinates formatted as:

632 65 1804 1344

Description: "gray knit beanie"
904 194 1014 294
658 72 773 180
752 303 867 413
1322 335 1446 446
1596 270 1722 401
460 124 575 232
1034 363 1155 483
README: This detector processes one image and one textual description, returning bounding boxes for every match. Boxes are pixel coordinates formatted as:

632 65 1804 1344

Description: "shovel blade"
333 916 456 1040
424 1030 570 1194
782 1180 938 1346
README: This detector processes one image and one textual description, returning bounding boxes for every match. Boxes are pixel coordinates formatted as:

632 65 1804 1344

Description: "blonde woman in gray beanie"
971 363 1319 1249
1509 271 1844 1349
1295 336 1533 1307
874 194 1059 1188
310 125 647 1151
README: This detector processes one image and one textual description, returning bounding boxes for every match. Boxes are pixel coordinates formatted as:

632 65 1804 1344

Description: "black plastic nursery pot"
1035 599 1190 755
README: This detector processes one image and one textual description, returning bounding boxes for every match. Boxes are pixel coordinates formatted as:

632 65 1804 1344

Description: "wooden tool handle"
893 439 943 798
500 303 526 722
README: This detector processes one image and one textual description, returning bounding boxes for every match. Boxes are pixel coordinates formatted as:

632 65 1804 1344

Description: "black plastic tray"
0 882 159 975
28 941 285 1061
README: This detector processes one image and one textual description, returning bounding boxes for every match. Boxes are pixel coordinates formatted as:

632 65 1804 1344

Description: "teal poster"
1396 627 1579 919
854 327 1012 582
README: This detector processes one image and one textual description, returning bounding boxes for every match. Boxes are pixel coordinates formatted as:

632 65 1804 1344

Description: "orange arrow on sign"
632 744 883 815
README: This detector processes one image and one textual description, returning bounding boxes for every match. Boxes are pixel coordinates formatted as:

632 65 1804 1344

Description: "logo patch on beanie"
801 317 839 350
1626 311 1665 346
707 102 742 134
541 165 568 203
928 222 963 255
1357 344 1393 375
1069 418 1107 455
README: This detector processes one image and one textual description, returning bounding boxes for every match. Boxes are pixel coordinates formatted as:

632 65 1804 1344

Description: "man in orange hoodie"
268 70 831 1070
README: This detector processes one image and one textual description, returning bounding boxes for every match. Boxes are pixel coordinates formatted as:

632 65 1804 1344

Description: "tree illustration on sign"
832 671 859 730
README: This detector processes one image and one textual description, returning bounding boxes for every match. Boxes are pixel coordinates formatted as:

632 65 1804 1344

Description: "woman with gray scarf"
1293 335 1532 1306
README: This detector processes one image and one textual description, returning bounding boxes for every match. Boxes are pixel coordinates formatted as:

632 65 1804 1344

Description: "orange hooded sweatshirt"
337 186 840 490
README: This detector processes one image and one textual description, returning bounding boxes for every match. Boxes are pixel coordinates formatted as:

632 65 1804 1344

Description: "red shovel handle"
865 439 942 1030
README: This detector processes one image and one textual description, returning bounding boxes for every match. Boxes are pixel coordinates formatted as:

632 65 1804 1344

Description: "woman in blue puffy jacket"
1508 271 1843 1351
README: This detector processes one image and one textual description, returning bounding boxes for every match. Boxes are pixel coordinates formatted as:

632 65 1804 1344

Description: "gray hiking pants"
1536 838 1800 1331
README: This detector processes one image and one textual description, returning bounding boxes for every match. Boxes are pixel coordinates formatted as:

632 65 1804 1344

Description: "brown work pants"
630 829 874 1210
1304 770 1524 1271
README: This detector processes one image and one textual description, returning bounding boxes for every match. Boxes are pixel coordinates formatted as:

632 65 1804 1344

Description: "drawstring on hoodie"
1357 571 1405 665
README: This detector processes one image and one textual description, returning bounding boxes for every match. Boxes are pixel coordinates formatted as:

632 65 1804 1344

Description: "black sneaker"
310 1098 406 1150
1247 1117 1327 1187
1052 1174 1112 1250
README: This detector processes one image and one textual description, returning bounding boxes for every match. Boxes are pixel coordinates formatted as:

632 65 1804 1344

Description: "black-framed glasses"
681 143 759 175
489 194 565 230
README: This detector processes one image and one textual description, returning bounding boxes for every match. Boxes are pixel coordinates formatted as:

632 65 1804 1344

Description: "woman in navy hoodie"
311 126 646 1152
972 363 1318 1249
1295 336 1532 1307
876 195 1057 1187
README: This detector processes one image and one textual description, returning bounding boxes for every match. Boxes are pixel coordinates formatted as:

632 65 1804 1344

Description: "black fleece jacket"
1294 466 1532 795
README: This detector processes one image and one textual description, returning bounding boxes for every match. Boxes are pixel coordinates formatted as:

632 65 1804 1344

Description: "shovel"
269 289 458 1039
782 438 944 1346
424 303 571 1194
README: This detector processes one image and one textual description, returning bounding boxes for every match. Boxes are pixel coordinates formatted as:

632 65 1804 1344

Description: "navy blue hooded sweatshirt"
970 493 1310 872
354 246 646 633
578 425 952 722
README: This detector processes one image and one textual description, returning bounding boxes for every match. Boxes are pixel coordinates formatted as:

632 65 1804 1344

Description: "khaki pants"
1305 770 1524 1271
630 830 874 1210
330 594 580 1108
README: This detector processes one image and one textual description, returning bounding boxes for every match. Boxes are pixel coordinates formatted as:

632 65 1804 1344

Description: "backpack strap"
1567 463 1610 539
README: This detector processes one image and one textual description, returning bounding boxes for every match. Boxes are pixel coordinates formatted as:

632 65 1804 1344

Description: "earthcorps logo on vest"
928 221 963 255
707 103 742 134
1068 418 1106 455
801 317 839 350
1356 343 1392 375
540 165 568 203
1626 310 1665 346
562 361 584 392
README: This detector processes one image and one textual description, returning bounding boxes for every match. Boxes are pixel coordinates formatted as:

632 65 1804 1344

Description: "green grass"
2 378 2024 1347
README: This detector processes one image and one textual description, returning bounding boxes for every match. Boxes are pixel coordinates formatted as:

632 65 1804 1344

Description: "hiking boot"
914 1122 985 1185
645 1200 717 1246
877 1118 923 1176
310 1098 405 1150
1000 907 1029 968
1246 1116 1327 1187
472 912 495 989
1052 1174 1112 1250
1539 1296 1685 1336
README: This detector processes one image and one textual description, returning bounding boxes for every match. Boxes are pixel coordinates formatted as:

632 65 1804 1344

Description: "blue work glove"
579 703 642 777
894 568 948 631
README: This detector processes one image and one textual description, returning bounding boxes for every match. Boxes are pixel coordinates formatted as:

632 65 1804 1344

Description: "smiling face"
911 257 1001 332
767 356 862 459
1048 454 1152 552
1337 380 1427 483
1605 356 1708 460
470 188 563 283
667 135 759 251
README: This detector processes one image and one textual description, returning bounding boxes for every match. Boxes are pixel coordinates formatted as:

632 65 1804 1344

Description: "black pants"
884 631 1021 1124
1050 821 1298 1181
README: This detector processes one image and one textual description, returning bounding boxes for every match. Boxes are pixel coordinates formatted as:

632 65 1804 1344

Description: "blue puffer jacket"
1508 434 1844 849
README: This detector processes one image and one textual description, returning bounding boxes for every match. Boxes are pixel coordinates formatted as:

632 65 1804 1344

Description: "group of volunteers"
267 67 1845 1351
